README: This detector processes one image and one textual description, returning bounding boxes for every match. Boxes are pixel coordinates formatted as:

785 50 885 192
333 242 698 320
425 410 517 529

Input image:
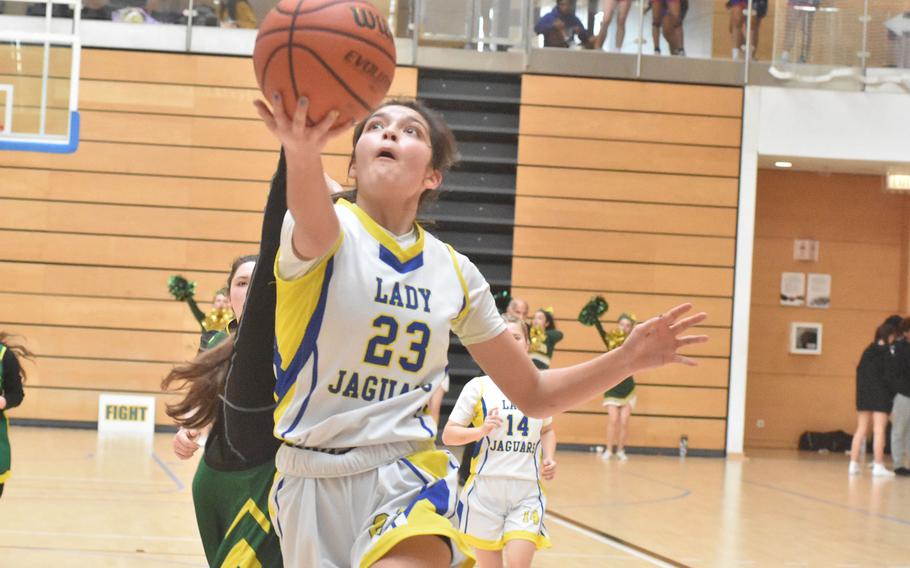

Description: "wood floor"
1 426 908 567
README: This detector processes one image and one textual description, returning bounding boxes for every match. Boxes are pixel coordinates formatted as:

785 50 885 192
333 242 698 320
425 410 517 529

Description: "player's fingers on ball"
291 96 310 135
272 92 290 127
253 100 277 128
314 110 340 139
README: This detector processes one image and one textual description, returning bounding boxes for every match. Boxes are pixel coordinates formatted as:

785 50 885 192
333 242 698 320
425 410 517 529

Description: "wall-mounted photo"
790 322 823 355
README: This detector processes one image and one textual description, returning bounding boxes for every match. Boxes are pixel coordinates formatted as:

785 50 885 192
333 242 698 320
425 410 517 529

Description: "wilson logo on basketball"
344 50 392 91
350 7 393 41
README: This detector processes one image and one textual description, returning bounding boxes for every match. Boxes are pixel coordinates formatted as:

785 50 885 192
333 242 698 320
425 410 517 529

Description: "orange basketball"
252 0 396 128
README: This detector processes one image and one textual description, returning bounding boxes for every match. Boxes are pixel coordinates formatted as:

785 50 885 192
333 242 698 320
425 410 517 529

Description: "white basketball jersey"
449 376 552 483
273 199 505 448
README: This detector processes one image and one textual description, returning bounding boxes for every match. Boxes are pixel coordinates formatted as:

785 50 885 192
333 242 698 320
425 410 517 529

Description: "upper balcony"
1 0 908 92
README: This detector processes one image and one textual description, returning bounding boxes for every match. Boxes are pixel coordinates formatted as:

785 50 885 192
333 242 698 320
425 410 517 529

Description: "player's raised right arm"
254 94 347 261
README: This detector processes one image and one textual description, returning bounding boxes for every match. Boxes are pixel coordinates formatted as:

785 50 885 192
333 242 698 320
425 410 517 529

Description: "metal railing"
1 0 907 88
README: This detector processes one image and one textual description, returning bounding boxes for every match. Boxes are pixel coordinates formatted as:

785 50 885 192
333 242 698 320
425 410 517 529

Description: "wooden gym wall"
746 169 908 449
514 75 742 453
0 49 417 426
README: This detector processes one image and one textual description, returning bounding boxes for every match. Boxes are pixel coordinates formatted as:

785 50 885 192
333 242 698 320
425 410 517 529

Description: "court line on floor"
0 544 205 567
548 510 689 568
0 528 198 542
743 479 910 527
152 451 185 492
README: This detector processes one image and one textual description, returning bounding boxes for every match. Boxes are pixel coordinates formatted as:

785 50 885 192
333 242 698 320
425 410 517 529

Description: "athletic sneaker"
848 461 862 475
872 464 896 477
600 449 613 461
616 450 628 462
894 467 910 477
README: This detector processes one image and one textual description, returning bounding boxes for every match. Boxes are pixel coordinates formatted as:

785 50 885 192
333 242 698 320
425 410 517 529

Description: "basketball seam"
289 42 372 112
257 26 395 64
259 51 317 127
274 0 381 18
287 0 306 106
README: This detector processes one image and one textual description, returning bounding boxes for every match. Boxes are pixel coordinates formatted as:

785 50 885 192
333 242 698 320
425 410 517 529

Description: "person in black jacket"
849 323 897 477
888 318 910 476
0 332 34 499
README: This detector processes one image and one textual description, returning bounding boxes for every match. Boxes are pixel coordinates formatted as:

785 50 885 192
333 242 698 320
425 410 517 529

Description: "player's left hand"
620 304 708 371
541 458 557 480
0 395 6 410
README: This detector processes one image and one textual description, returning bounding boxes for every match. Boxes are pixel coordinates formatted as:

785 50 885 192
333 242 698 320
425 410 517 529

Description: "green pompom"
168 275 197 302
578 296 608 326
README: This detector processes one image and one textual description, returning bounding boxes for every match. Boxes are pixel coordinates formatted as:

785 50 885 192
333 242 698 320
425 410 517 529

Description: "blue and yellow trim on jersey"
446 245 470 324
338 199 426 274
360 447 475 568
461 528 552 552
273 232 344 440
457 386 490 531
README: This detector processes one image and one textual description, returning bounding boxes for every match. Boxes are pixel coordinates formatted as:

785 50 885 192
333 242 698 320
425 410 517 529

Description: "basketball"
252 0 397 127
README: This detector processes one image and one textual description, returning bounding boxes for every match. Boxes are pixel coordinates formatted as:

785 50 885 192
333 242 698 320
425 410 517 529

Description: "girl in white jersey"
254 93 708 567
443 316 556 568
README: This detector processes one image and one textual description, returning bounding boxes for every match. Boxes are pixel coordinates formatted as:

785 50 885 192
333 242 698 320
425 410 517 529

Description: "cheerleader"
528 308 563 370
601 313 637 461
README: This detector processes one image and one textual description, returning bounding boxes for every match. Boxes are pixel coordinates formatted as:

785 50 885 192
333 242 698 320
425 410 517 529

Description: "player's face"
532 311 547 329
507 322 529 349
557 0 571 15
350 105 442 205
229 261 255 320
619 317 633 334
213 294 230 310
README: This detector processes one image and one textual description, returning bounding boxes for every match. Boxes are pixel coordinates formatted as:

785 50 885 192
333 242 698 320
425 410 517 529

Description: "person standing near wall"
0 332 33 499
849 323 897 477
888 318 910 476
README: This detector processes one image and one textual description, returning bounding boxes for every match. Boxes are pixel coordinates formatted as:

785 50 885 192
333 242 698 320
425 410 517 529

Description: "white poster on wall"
807 273 831 309
98 394 156 434
780 272 806 306
793 239 819 262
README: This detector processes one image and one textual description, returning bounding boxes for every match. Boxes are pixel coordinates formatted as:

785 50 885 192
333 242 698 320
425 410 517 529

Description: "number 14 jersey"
449 376 552 483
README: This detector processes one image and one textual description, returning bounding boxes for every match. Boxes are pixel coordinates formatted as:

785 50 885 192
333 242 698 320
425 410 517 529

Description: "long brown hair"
0 332 36 382
161 254 257 429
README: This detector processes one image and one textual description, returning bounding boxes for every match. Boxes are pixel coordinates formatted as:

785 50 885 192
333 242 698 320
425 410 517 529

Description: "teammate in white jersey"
254 93 708 567
443 316 556 568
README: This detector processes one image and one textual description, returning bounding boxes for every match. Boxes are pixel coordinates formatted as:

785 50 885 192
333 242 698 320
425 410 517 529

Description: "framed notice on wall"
780 272 806 306
790 322 823 355
807 273 831 308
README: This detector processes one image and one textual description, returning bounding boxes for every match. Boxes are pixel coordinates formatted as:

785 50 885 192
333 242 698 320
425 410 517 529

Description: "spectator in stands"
849 322 897 477
82 0 112 20
534 0 598 49
595 0 632 52
650 0 687 56
216 0 256 28
780 0 820 63
726 0 767 60
506 297 530 323
888 318 910 476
